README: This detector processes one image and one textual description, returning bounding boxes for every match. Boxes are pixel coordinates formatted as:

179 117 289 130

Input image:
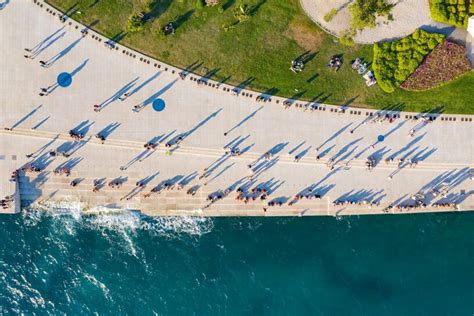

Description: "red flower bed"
400 40 472 91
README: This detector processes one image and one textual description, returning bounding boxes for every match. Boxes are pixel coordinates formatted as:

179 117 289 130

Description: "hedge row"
429 0 474 28
372 29 445 93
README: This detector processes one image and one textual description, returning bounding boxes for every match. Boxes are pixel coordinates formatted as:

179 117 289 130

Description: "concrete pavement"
0 0 472 216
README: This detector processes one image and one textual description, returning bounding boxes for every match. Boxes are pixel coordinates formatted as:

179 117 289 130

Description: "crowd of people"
1 195 13 210
332 199 380 208
327 55 342 72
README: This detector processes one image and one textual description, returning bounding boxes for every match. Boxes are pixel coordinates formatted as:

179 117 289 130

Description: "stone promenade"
0 0 472 216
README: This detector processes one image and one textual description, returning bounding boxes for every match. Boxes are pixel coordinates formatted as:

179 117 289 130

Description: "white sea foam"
23 202 214 239
84 273 112 302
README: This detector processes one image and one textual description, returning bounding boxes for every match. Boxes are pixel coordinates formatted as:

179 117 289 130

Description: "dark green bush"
127 13 145 33
373 29 445 93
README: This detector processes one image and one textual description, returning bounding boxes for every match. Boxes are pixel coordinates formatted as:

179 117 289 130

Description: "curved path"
0 0 472 216
300 0 450 44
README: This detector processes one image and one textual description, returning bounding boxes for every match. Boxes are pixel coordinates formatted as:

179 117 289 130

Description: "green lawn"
46 0 474 114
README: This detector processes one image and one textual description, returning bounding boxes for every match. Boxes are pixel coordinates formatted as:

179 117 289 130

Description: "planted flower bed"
401 40 472 91
373 29 445 93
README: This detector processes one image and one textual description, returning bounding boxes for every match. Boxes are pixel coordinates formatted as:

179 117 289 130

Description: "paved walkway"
300 0 451 43
0 0 472 216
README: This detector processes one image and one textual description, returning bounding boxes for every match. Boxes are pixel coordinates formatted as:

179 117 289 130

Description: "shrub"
429 0 474 28
339 29 356 46
126 13 145 33
195 0 204 10
372 29 445 93
324 8 338 22
349 0 394 31
233 3 250 23
401 40 472 90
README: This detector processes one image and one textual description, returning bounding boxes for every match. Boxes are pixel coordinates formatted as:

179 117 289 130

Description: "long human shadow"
337 189 385 204
368 146 390 166
412 147 437 163
306 73 319 83
100 77 139 109
236 77 255 90
46 58 88 95
97 122 121 138
44 37 84 66
204 163 235 185
383 120 407 139
295 145 312 161
181 61 203 77
140 79 178 108
32 116 50 130
58 137 91 156
182 108 223 139
10 104 42 129
294 50 318 64
317 123 353 151
28 31 66 59
289 141 306 155
339 96 359 109
26 134 60 158
64 2 79 17
30 152 56 170
202 154 230 178
55 157 83 172
331 137 363 161
224 106 263 136
126 72 161 98
200 68 220 82
248 0 267 16
179 171 198 186
285 90 307 105
386 132 426 160
316 144 334 159
27 26 65 53
267 179 285 195
70 59 89 77
253 157 279 178
313 167 342 188
138 171 160 186
142 0 173 23
335 145 358 165
109 31 127 44
259 87 279 100
240 143 255 155
71 120 95 136
224 135 250 150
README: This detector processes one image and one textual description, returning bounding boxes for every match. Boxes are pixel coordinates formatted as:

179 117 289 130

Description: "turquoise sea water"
0 210 473 315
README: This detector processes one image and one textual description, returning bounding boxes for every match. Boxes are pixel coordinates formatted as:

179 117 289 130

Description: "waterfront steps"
18 173 465 217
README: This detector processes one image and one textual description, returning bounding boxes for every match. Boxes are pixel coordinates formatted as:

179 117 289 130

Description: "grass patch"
46 0 474 114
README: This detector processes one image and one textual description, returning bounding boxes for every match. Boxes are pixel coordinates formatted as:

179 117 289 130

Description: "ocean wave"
22 202 214 239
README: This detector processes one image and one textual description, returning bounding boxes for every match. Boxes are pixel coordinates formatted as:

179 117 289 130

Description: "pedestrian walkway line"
2 128 471 171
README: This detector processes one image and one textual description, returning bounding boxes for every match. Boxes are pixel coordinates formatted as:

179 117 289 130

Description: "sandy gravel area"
300 0 448 43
